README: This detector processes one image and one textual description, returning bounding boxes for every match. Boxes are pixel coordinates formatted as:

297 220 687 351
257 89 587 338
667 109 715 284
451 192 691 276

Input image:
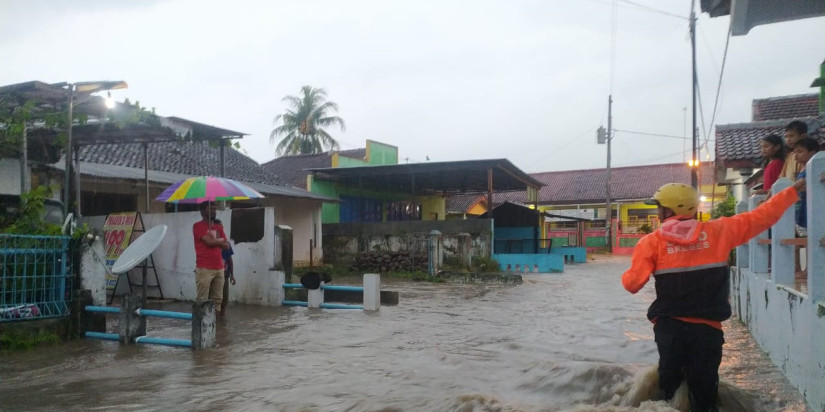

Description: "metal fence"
0 234 73 322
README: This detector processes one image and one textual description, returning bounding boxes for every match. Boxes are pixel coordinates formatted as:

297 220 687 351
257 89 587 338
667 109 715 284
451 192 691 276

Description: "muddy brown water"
0 256 810 411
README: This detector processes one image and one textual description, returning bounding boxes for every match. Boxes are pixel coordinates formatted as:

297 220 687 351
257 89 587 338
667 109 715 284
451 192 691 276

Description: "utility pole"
690 0 699 189
597 95 614 253
606 95 613 253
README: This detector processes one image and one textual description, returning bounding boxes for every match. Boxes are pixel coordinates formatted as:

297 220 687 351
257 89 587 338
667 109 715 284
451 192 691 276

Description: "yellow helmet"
645 183 699 217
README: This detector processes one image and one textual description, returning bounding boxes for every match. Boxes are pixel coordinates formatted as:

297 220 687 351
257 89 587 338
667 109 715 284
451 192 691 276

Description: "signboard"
102 212 139 292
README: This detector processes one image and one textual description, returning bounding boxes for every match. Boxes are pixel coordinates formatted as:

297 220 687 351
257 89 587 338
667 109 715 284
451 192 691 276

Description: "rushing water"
0 256 810 411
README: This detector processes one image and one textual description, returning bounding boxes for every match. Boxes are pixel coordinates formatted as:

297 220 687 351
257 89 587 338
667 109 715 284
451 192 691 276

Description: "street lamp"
63 80 127 217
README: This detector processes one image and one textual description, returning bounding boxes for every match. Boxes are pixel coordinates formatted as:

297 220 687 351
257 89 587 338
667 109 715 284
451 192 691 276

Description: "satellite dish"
112 224 168 274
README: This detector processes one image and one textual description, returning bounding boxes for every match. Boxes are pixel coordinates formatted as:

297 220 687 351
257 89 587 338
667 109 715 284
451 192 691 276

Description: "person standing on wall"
622 179 804 411
214 218 236 317
193 201 230 314
779 120 808 180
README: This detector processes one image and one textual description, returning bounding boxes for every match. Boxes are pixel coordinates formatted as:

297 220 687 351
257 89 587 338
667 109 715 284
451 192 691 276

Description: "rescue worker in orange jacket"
622 179 804 412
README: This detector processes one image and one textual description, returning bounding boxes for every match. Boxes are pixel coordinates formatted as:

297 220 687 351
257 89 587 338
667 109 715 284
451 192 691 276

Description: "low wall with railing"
730 151 825 412
0 234 73 323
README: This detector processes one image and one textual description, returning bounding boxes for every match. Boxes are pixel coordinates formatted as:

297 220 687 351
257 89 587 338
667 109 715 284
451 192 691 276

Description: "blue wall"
493 253 564 273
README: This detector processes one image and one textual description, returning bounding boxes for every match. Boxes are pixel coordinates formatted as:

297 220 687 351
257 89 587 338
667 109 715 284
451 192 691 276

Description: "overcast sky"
2 1 824 173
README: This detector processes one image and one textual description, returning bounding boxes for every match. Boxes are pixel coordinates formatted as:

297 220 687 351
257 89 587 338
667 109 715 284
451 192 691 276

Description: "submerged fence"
0 234 72 322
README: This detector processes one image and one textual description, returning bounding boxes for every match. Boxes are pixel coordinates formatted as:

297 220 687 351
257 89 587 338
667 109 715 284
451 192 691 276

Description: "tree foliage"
270 86 345 156
711 189 737 219
0 186 63 235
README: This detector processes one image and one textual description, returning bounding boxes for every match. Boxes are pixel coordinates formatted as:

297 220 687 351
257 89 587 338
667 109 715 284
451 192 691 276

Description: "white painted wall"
730 155 825 411
271 198 322 266
731 268 825 412
81 207 286 307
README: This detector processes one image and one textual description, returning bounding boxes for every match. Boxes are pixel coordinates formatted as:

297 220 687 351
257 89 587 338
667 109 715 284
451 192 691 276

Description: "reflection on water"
0 256 809 411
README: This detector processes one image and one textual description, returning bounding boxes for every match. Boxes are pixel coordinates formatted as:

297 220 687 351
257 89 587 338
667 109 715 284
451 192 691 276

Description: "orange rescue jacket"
622 186 799 329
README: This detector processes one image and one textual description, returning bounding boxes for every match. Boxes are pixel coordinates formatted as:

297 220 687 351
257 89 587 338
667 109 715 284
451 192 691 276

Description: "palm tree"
270 86 345 156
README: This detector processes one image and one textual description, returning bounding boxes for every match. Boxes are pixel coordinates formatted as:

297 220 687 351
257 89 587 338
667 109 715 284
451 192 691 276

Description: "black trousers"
654 317 724 412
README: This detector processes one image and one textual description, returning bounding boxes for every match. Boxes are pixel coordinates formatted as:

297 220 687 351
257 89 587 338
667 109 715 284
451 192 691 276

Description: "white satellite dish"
112 224 168 274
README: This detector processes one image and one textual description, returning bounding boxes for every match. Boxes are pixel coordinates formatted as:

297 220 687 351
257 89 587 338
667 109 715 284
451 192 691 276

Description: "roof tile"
78 141 292 187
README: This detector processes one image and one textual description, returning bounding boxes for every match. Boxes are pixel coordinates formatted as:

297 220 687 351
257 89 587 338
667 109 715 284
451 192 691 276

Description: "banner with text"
102 212 138 292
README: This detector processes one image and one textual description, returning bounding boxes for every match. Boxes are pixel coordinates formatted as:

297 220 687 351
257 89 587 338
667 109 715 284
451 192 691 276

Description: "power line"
614 149 689 167
582 0 687 20
704 22 732 157
618 0 688 20
523 124 603 171
613 129 688 140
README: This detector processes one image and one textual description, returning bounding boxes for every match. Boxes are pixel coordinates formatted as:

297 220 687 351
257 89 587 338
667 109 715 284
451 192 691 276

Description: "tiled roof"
715 120 791 165
752 94 820 121
494 162 716 206
445 193 484 214
715 114 825 168
261 148 366 188
78 141 292 187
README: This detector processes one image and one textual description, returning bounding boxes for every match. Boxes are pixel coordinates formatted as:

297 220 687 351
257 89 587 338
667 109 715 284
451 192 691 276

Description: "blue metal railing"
1 234 72 322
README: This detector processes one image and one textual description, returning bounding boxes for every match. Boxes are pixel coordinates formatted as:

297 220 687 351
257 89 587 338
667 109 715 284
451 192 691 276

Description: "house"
0 80 332 267
262 140 400 224
715 92 825 199
453 162 722 254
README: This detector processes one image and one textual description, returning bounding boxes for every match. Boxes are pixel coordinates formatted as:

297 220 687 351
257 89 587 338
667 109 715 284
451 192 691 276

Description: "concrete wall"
1 158 21 194
77 177 322 266
323 219 493 265
81 207 286 306
730 267 825 412
272 198 322 266
730 158 825 411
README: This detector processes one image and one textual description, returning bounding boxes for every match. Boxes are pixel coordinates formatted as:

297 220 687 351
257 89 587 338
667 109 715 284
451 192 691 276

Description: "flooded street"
0 256 810 411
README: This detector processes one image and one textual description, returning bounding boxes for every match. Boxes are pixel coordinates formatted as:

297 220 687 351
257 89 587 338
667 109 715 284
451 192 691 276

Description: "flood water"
0 256 810 411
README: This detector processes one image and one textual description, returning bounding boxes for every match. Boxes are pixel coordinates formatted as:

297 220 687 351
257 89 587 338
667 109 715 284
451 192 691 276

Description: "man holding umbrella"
157 176 264 313
193 201 230 314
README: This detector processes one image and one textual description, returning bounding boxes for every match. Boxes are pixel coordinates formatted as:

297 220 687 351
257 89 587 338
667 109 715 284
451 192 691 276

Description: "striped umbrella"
155 176 264 204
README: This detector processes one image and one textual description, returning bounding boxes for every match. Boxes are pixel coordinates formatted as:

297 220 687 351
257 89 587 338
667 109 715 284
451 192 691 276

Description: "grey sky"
2 1 823 173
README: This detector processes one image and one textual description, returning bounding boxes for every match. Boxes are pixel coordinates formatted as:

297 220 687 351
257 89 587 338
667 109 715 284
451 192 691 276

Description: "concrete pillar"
363 274 381 311
275 225 293 282
771 178 795 287
748 194 769 274
456 233 472 268
428 230 443 276
271 271 285 306
75 289 105 337
807 152 825 302
735 200 749 268
191 300 216 350
118 294 145 343
79 237 107 305
307 283 324 308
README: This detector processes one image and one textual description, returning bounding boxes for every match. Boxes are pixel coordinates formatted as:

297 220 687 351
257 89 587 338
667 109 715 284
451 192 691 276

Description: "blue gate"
0 234 72 322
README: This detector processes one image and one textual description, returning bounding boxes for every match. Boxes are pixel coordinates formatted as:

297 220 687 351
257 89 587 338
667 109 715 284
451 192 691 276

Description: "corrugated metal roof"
52 161 334 202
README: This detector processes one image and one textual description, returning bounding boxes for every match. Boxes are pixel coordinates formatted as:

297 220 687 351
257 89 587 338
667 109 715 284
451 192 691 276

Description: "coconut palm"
270 86 345 156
